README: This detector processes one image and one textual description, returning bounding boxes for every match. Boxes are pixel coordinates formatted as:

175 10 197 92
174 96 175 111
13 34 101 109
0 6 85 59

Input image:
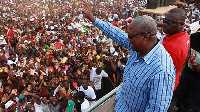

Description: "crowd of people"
0 0 199 111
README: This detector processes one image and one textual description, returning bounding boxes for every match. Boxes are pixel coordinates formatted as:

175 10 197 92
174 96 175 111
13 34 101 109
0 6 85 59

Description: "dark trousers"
102 77 113 95
95 89 103 101
168 88 179 112
176 70 200 112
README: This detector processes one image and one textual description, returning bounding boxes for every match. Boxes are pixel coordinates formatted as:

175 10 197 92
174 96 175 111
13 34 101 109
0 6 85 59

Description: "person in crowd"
77 91 90 112
90 66 114 100
176 30 200 112
160 8 191 111
81 0 176 111
162 8 191 91
79 78 96 106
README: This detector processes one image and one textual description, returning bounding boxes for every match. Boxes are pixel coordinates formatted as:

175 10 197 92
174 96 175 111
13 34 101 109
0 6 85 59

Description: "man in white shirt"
77 91 90 112
90 67 113 100
79 79 96 106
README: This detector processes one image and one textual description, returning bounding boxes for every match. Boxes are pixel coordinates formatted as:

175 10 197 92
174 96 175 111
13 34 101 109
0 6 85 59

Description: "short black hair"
63 80 69 84
60 97 68 103
169 8 186 22
2 82 9 89
96 67 102 75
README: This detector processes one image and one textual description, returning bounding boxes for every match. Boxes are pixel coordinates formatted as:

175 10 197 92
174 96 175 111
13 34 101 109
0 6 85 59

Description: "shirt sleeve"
93 18 132 50
145 72 175 112
115 87 122 100
90 68 95 82
101 70 108 77
89 87 96 99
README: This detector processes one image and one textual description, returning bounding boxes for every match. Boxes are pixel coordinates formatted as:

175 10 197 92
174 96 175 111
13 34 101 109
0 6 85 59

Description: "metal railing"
84 84 122 112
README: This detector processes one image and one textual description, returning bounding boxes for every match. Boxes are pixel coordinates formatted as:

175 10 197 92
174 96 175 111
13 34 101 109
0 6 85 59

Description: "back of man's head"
96 67 102 75
131 15 157 36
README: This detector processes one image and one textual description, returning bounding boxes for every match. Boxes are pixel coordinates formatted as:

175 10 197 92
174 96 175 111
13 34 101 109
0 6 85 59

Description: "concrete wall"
92 95 117 112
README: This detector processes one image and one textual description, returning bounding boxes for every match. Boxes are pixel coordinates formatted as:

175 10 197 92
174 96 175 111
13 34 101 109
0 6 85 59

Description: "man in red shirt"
162 8 190 90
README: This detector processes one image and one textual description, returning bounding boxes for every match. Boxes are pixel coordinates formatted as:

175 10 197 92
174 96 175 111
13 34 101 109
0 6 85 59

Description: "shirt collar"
164 29 188 41
142 40 161 65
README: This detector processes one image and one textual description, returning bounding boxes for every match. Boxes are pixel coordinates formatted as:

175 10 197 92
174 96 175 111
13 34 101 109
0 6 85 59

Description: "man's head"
3 83 11 94
95 67 102 75
81 79 88 90
41 97 48 105
25 103 35 112
128 15 157 52
163 8 186 35
0 48 4 57
76 78 82 87
77 91 85 103
59 97 68 108
49 96 59 107
63 80 69 90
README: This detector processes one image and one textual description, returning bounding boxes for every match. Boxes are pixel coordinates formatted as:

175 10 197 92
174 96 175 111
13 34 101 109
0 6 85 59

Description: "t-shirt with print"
90 67 108 90
79 85 96 106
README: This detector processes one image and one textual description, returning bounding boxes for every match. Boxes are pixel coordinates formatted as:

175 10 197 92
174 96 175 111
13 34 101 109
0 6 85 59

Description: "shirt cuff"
92 18 100 26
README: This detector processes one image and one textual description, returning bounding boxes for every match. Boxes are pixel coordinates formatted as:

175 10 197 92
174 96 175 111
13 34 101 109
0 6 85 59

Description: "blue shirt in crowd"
93 18 176 112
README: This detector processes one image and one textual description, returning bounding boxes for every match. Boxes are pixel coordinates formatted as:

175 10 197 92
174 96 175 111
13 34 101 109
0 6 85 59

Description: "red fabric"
27 36 35 41
54 42 63 50
46 19 51 23
127 24 130 31
57 14 60 19
162 30 190 90
73 82 78 90
112 21 117 26
7 29 14 38
115 9 120 14
38 30 43 33
4 0 8 4
66 6 71 10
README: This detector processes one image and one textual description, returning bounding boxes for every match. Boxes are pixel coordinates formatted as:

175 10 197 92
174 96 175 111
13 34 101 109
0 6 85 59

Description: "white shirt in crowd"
90 67 108 90
156 31 166 43
34 101 50 112
81 99 90 112
79 85 96 106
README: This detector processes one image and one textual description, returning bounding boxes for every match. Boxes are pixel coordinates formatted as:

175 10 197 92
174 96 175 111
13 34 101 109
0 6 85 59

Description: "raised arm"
80 0 132 50
22 90 41 105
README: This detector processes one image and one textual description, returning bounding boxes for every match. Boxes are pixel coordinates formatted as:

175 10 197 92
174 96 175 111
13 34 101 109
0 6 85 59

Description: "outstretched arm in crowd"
8 41 16 56
22 90 41 105
80 0 132 51
59 85 72 100
7 68 18 84
87 56 93 70
35 57 41 73
1 89 17 104
0 53 7 63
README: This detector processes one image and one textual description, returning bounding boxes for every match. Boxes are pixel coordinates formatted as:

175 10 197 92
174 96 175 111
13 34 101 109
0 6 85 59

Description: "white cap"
113 52 118 56
109 18 113 22
114 14 118 19
5 100 15 109
30 18 34 21
24 40 29 44
110 47 115 54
